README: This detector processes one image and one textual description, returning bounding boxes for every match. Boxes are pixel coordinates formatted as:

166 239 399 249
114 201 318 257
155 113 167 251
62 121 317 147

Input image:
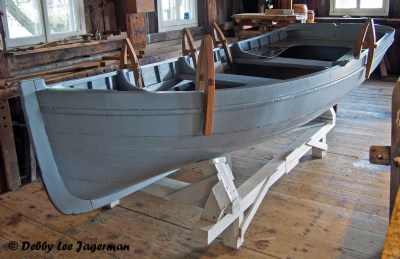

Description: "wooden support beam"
104 0 117 32
205 0 217 33
0 11 10 79
391 79 400 216
126 0 155 13
126 12 147 52
370 78 400 217
0 99 20 190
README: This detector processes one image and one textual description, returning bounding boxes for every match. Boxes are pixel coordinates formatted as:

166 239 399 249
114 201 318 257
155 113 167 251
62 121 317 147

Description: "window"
157 0 198 32
1 0 86 48
330 0 389 16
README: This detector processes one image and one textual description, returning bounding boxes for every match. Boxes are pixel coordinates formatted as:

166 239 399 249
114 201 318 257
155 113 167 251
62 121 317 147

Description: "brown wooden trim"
382 187 400 257
0 98 20 190
182 28 198 68
391 78 400 216
147 27 206 44
205 0 217 33
8 40 123 70
126 12 147 51
0 87 18 101
195 35 215 136
120 38 143 88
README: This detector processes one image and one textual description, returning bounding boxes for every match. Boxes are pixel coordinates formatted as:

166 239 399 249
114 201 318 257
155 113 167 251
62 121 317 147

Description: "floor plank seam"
118 204 193 231
241 246 284 258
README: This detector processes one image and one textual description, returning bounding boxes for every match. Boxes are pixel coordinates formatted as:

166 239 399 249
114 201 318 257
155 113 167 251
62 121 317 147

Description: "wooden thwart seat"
234 56 334 70
177 72 281 87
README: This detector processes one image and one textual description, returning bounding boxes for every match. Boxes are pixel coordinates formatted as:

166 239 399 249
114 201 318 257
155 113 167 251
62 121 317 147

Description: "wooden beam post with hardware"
206 0 217 33
0 98 20 191
370 77 400 216
125 0 155 52
0 9 10 79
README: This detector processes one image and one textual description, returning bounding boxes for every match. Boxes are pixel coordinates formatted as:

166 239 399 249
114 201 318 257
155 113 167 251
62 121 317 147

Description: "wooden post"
391 79 400 215
370 78 400 216
280 0 293 9
88 4 103 36
115 0 148 54
103 0 117 32
0 99 20 190
205 0 218 33
0 10 10 79
126 12 147 54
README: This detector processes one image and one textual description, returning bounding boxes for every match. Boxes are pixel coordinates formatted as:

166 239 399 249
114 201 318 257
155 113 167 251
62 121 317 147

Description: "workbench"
232 13 307 39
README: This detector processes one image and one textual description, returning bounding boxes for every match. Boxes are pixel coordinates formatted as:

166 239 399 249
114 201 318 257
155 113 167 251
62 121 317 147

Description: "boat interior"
49 21 391 94
50 42 350 92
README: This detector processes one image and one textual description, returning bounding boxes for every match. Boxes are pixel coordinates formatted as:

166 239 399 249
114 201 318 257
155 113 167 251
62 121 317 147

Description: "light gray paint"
19 23 395 214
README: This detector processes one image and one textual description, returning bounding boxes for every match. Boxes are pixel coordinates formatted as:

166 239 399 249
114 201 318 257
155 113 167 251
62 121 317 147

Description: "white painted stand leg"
105 200 120 209
192 108 336 249
201 157 241 223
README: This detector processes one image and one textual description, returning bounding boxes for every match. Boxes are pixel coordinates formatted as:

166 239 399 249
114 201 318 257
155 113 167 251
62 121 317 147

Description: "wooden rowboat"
19 20 394 214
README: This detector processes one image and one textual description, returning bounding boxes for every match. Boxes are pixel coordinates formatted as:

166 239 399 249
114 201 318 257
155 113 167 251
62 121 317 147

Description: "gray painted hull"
19 23 394 214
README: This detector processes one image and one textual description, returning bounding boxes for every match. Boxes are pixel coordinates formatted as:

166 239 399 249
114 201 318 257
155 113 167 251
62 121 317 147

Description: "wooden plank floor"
0 79 392 258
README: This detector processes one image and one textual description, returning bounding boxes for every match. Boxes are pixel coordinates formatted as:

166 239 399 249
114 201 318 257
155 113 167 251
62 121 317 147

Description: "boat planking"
19 21 394 214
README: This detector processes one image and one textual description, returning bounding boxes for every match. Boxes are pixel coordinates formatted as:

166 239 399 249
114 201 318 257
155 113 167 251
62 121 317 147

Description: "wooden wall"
1 0 400 77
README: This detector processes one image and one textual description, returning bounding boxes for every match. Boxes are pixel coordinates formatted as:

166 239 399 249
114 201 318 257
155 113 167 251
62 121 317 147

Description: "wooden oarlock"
142 108 336 249
354 18 377 79
211 22 234 68
196 35 216 136
182 28 198 68
120 38 143 89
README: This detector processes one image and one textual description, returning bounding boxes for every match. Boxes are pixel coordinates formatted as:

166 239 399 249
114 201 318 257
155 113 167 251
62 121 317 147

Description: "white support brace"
192 108 336 249
201 158 241 223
